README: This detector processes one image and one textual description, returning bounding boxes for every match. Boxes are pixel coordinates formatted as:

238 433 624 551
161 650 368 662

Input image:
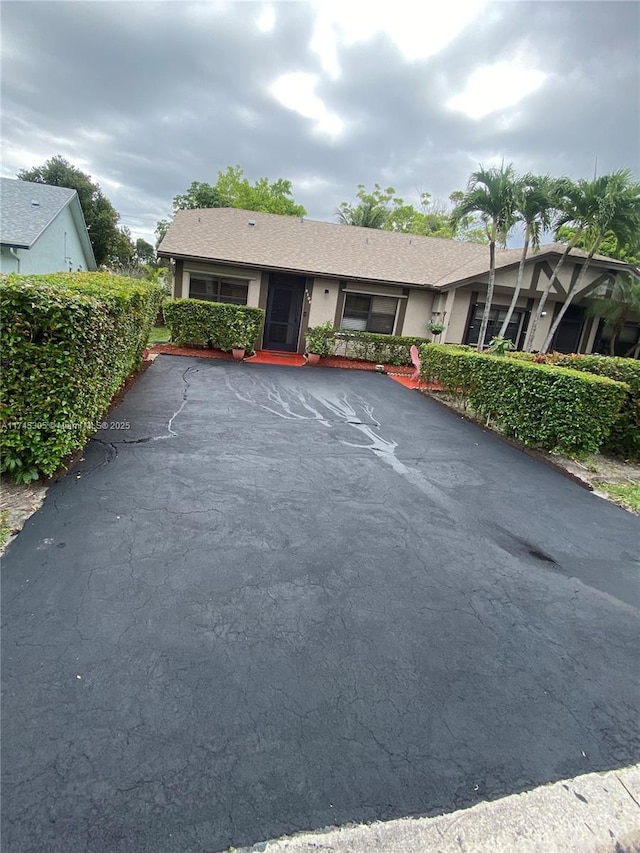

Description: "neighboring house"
0 178 96 274
158 207 639 355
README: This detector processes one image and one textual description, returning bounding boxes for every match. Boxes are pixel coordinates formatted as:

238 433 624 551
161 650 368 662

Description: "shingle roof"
0 178 78 248
158 207 630 289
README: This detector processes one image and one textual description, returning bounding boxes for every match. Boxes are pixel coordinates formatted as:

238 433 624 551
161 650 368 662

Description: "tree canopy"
17 155 134 268
337 183 487 242
555 224 640 265
156 166 307 245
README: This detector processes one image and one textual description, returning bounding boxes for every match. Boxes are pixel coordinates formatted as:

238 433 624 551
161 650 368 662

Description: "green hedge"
420 344 629 454
163 298 264 351
1 272 164 482
305 325 429 366
508 351 640 459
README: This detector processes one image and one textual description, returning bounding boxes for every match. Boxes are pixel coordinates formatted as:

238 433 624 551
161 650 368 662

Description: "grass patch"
596 482 640 512
148 325 171 344
0 509 11 550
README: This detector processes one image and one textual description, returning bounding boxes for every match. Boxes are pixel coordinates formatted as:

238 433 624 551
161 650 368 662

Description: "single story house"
158 207 639 356
0 178 96 274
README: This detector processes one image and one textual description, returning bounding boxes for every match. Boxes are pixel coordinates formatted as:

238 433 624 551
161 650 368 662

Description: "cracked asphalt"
2 354 639 853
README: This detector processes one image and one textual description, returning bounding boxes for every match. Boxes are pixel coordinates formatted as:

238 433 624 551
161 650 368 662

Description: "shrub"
1 272 164 482
304 325 429 366
306 321 335 356
509 351 640 459
420 344 628 454
163 298 264 351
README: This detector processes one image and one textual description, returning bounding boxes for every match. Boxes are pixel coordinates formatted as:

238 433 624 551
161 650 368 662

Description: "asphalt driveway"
2 355 639 852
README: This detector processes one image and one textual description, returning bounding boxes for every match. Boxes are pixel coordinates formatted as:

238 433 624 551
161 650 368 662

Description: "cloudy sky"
2 0 639 244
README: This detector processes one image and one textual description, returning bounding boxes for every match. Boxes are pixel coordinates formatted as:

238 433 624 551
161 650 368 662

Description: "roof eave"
157 250 437 290
0 240 32 250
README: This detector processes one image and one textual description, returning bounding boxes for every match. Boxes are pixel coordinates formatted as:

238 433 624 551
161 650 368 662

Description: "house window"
465 304 528 347
342 294 398 334
189 276 249 305
596 320 640 357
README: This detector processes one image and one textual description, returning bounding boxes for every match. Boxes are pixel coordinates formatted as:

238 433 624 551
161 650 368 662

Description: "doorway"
263 273 306 351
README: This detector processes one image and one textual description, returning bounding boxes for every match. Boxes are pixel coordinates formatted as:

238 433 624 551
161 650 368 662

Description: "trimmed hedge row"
509 351 640 459
420 344 629 454
1 272 164 482
163 298 264 351
306 325 429 366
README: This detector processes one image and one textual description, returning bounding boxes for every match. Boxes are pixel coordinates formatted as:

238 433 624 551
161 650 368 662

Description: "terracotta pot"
232 348 246 361
307 353 321 365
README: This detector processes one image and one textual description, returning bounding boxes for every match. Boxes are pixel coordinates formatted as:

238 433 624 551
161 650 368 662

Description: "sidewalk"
236 764 640 853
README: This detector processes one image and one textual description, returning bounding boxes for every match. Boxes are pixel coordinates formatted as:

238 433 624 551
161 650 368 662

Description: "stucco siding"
401 289 434 337
308 278 339 327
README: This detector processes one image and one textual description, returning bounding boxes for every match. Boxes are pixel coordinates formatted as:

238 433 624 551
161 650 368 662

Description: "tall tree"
17 155 130 267
157 166 306 244
587 275 640 357
135 238 156 266
337 184 487 241
450 163 518 350
555 223 640 265
539 169 640 353
336 185 389 227
215 166 306 216
172 180 223 210
496 174 555 340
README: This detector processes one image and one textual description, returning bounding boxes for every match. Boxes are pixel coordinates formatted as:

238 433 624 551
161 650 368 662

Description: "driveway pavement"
2 355 639 852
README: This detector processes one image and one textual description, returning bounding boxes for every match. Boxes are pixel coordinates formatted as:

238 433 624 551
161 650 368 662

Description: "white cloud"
310 0 486 78
269 72 344 138
256 5 276 33
447 63 548 119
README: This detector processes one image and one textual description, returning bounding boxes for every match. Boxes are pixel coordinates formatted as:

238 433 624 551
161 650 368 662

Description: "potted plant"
305 321 334 364
428 320 445 336
232 344 246 361
229 315 253 360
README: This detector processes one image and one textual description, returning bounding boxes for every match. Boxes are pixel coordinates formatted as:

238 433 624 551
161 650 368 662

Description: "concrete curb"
234 764 640 853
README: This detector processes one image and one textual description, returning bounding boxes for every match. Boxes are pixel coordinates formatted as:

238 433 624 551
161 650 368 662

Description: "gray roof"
158 207 630 289
0 178 96 269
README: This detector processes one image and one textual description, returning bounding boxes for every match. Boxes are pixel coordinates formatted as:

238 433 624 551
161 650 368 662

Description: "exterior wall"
0 205 92 274
167 254 619 355
401 289 434 337
177 260 262 305
442 260 611 351
0 246 20 273
443 289 472 343
308 277 339 327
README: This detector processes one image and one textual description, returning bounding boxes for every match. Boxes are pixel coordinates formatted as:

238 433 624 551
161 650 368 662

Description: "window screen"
342 294 397 334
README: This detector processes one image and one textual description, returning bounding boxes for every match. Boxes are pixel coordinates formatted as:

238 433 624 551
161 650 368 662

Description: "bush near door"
163 298 264 352
1 272 164 482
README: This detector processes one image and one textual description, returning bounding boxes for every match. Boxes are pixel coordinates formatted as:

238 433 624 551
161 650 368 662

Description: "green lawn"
596 482 640 513
148 325 171 345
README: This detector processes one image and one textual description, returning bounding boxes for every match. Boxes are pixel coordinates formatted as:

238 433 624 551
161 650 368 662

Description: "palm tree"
336 200 387 229
496 174 554 342
587 274 640 356
522 177 580 351
450 163 518 350
540 170 640 353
